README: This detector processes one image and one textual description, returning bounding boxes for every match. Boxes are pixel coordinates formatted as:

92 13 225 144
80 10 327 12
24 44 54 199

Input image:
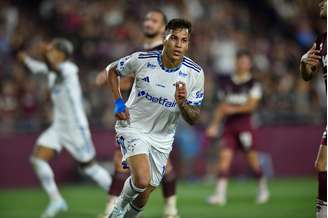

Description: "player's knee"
133 175 151 189
78 159 95 169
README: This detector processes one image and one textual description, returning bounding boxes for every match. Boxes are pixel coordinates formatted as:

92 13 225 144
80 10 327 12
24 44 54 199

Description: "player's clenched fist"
175 81 187 105
114 98 130 121
301 43 321 68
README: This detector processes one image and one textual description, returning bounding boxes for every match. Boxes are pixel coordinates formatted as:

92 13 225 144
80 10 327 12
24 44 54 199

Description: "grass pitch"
0 178 316 218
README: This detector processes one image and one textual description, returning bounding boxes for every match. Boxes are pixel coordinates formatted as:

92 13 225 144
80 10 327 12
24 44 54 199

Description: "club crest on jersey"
142 76 150 83
178 71 188 77
146 62 157 69
137 90 176 108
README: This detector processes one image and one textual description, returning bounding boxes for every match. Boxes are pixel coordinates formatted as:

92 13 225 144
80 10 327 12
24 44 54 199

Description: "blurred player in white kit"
18 38 112 218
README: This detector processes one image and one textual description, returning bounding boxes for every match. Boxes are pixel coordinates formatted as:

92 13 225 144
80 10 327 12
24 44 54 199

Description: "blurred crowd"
0 0 326 135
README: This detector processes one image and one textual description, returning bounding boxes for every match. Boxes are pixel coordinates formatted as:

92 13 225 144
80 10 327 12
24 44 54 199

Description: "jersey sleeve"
116 52 142 76
249 82 262 99
58 62 78 79
186 70 205 106
24 56 48 74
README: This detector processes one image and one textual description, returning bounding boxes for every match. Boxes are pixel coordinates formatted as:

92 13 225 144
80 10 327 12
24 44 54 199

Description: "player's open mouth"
173 50 182 56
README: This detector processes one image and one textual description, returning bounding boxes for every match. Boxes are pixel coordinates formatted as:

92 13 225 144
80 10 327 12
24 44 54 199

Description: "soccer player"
299 1 326 217
206 50 269 205
103 10 180 218
97 18 204 218
17 39 112 218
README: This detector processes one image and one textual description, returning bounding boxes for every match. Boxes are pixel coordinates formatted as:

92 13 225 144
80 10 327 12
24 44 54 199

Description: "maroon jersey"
218 75 262 122
315 32 327 89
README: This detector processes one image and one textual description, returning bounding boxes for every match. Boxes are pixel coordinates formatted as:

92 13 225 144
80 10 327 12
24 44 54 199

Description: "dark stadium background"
0 0 326 217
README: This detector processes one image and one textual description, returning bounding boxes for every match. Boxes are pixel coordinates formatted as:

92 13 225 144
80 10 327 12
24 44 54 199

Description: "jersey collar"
157 52 182 73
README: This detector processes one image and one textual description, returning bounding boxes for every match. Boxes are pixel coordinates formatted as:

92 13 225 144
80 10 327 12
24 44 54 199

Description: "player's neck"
233 71 251 83
161 51 182 69
144 36 162 50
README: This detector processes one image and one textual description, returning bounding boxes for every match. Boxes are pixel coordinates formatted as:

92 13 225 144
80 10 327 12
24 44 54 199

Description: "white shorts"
116 129 170 187
36 124 95 162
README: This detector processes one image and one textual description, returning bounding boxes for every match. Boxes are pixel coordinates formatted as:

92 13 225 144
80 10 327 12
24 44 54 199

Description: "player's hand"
301 43 321 68
219 103 235 116
114 98 130 121
116 108 130 121
175 81 187 105
96 71 108 87
206 124 219 138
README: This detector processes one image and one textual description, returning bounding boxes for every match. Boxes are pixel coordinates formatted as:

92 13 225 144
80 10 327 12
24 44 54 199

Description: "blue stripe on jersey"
183 58 201 70
182 62 201 73
140 50 161 55
64 85 93 154
138 55 158 59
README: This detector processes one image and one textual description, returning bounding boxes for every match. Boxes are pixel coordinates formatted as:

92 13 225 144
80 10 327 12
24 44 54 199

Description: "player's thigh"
164 158 173 175
33 126 61 161
114 146 129 173
218 147 234 170
245 150 261 170
116 130 152 184
148 148 170 187
127 154 151 187
315 144 327 172
62 127 96 163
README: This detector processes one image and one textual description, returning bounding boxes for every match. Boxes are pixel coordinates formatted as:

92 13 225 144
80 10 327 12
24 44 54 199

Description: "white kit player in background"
17 38 112 218
96 19 204 218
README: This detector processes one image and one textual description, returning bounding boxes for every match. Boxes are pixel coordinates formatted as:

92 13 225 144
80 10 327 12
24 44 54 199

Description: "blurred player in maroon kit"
102 9 179 218
299 1 326 217
206 50 269 205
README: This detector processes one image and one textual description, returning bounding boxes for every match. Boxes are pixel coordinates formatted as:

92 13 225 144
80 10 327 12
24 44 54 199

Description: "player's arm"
96 61 134 91
178 101 201 126
97 53 140 120
175 80 203 125
206 102 226 137
220 83 262 115
103 63 129 121
300 43 322 81
17 52 48 74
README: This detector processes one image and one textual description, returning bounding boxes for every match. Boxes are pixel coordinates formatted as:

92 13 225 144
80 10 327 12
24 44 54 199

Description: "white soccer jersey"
24 56 89 128
114 50 204 153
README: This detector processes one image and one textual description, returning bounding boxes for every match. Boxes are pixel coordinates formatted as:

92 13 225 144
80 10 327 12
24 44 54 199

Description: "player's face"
163 28 189 61
319 0 327 18
236 55 252 73
143 12 165 38
46 43 65 63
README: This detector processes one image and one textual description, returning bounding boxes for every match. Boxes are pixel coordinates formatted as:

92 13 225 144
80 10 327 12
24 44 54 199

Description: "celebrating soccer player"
97 18 204 218
206 50 269 205
17 39 112 218
102 10 180 218
299 0 327 217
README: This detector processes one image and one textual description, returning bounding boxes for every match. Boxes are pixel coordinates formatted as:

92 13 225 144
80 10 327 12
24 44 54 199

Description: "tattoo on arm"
179 102 201 125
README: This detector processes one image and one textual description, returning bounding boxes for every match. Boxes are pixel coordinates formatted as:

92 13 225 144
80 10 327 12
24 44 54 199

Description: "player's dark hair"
236 49 252 59
149 9 167 25
52 38 74 59
165 18 192 34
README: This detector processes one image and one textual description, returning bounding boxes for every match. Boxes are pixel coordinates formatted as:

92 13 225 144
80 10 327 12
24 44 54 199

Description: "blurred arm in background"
300 43 322 81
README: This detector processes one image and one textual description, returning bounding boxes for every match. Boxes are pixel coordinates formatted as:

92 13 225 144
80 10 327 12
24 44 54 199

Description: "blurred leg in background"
245 149 270 204
30 146 68 218
207 147 234 206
